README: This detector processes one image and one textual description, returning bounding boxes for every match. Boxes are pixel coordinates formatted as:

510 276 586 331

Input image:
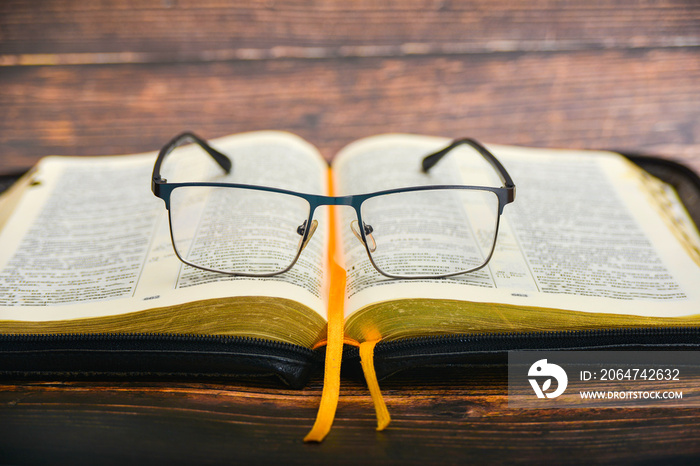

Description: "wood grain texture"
0 1 698 172
1 49 699 172
2 368 700 464
1 0 699 61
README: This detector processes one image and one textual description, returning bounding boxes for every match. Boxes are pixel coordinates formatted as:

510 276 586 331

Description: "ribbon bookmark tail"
359 339 391 431
303 259 346 443
304 187 346 442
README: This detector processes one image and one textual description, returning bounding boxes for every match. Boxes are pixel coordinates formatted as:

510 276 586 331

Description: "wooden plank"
0 48 698 172
1 0 699 63
1 368 700 462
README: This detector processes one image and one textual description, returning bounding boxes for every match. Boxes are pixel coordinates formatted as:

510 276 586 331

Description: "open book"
1 131 699 343
2 131 700 441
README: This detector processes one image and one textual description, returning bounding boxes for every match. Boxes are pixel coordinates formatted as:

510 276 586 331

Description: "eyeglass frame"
152 132 516 279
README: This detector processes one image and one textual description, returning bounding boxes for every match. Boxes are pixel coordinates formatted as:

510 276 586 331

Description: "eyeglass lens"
359 188 500 277
169 185 311 275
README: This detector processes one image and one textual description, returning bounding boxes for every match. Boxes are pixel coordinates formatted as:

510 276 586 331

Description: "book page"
332 134 700 318
0 131 330 322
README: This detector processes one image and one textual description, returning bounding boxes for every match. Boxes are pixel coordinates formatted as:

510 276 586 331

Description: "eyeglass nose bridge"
305 196 379 256
305 196 377 254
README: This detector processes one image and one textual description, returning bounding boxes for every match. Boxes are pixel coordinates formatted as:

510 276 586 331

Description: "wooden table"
1 1 700 463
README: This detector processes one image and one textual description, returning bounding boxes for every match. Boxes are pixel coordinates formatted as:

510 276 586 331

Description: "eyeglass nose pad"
296 219 318 252
350 220 377 253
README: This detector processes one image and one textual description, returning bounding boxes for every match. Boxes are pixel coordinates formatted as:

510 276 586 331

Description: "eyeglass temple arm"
421 138 516 192
152 132 232 189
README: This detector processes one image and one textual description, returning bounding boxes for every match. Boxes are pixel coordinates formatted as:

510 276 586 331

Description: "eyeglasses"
152 133 515 279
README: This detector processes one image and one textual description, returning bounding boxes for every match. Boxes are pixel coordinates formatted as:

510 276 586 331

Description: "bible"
1 131 699 389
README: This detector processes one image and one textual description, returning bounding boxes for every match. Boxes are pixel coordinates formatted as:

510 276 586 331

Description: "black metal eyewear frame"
152 132 516 279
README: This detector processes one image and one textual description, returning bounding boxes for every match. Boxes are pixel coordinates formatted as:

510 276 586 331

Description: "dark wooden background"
1 1 700 464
